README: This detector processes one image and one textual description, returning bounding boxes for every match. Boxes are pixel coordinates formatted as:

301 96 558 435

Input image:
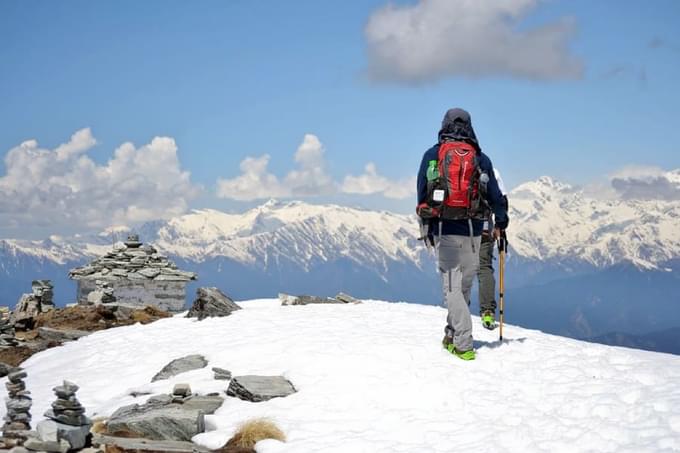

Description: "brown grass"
4 304 171 367
0 346 34 367
221 418 285 451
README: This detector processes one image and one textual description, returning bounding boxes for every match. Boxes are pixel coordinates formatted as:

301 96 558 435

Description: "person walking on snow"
416 108 508 361
478 168 508 330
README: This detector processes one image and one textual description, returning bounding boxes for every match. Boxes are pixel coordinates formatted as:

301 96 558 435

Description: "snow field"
2 299 680 452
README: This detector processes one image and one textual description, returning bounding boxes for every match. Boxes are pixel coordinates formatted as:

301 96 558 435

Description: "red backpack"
418 141 485 220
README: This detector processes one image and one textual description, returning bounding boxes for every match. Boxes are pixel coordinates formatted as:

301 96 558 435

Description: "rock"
0 362 13 377
107 405 204 442
172 384 191 398
279 293 341 306
137 268 160 279
12 294 41 330
44 409 90 426
8 370 27 383
8 446 30 453
37 327 90 342
23 436 70 453
335 292 363 304
212 367 232 381
186 288 241 320
151 355 208 382
36 419 91 450
92 434 211 452
226 376 297 402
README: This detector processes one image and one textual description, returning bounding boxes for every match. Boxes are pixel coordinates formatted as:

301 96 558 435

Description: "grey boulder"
37 419 91 450
226 375 297 402
106 395 223 442
186 287 241 320
151 354 207 382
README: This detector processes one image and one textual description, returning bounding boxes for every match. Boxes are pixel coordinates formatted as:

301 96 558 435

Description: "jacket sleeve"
417 146 437 205
480 154 509 229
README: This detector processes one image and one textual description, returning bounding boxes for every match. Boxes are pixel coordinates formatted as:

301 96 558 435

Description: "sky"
1 0 679 238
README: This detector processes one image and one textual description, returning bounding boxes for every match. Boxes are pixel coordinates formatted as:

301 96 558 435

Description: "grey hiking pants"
477 236 497 315
437 234 482 352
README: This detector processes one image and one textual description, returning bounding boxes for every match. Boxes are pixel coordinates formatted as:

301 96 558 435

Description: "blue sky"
1 0 679 237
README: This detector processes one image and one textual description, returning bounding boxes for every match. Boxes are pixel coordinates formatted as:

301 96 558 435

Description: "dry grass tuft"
224 418 286 450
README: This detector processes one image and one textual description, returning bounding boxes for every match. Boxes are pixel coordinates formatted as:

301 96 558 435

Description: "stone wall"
77 278 187 312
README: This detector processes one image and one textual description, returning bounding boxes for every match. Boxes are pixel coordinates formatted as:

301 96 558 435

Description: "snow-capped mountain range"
1 175 679 340
2 175 678 271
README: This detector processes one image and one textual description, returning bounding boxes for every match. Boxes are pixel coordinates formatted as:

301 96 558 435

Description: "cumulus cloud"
609 165 680 201
217 135 415 201
0 129 201 231
342 163 416 199
365 0 583 83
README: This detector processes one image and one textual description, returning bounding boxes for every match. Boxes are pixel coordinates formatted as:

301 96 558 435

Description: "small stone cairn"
69 234 197 285
86 280 116 305
12 280 56 330
44 381 90 427
2 368 32 447
0 313 18 349
22 381 93 451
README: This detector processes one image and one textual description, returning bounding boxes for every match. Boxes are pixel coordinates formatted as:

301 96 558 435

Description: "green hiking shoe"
481 311 496 330
442 335 453 348
445 343 476 360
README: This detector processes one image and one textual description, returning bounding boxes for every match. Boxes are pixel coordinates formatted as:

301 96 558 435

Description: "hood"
438 108 480 150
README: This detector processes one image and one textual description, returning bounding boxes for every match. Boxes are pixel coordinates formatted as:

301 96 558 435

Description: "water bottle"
426 160 439 181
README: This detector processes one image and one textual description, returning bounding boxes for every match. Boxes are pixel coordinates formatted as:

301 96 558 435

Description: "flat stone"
279 293 341 306
23 436 69 453
0 362 13 378
8 446 30 453
151 355 207 382
92 434 211 452
8 370 27 383
37 327 90 343
43 409 90 426
137 268 160 279
226 375 297 402
107 405 204 442
6 382 26 393
212 367 232 380
172 384 191 397
186 288 241 320
6 400 31 412
335 292 363 304
37 419 91 450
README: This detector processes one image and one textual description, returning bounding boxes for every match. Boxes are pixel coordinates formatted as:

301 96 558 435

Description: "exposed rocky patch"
279 292 363 306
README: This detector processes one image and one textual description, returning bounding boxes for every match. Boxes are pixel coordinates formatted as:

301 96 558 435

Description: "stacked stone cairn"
2 368 32 447
69 234 197 285
26 381 92 452
86 280 116 305
12 280 55 330
0 313 18 349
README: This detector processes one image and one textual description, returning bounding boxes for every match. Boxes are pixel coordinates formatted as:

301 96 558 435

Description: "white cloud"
342 163 415 199
0 129 201 230
217 135 415 201
609 166 680 201
365 0 583 83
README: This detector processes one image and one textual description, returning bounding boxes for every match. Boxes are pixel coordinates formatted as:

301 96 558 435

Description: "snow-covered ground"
4 299 680 452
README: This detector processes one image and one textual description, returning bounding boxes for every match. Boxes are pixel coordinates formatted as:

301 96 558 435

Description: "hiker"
416 108 508 361
478 168 508 330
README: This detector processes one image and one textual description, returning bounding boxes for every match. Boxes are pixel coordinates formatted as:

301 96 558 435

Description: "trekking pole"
498 231 507 342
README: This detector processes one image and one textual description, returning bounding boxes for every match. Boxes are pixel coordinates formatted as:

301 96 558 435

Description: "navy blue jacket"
417 145 508 236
